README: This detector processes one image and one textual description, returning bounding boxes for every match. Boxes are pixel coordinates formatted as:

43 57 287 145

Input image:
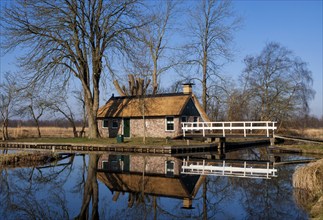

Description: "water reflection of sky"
0 148 311 219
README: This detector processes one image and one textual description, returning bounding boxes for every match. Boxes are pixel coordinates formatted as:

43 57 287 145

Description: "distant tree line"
0 0 319 140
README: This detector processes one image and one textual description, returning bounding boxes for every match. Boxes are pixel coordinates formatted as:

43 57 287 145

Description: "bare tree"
182 0 241 112
1 0 145 138
17 87 51 138
241 42 315 126
49 89 86 138
0 73 18 140
114 74 150 143
136 0 177 94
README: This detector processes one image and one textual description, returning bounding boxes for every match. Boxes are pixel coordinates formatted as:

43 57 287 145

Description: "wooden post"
270 137 275 146
216 137 226 154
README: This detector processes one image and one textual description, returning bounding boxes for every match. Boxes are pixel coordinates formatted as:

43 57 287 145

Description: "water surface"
0 147 312 219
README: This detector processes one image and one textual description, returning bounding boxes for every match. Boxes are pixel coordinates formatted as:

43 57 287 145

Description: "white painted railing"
181 121 277 137
181 159 277 179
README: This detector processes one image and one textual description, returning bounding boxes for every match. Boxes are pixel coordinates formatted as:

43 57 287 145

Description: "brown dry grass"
1 126 88 139
293 159 323 192
286 128 323 139
293 159 323 219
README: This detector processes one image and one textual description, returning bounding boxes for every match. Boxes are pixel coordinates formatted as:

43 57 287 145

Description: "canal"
0 146 318 219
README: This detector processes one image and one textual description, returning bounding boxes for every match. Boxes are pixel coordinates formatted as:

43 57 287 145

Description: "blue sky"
0 0 322 118
225 0 323 117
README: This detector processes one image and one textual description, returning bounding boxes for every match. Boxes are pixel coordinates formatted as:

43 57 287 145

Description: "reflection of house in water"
97 154 205 209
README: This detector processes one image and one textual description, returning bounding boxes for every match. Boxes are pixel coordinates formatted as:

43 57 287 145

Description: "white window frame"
102 119 109 128
165 160 175 176
165 116 175 131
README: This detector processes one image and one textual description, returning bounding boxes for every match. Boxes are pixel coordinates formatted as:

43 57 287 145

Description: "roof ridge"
109 92 190 100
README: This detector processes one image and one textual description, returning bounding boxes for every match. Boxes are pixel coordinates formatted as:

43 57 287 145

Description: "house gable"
180 98 200 117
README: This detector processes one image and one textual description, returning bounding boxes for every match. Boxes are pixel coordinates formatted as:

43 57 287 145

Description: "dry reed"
288 128 323 139
293 159 323 219
293 159 323 192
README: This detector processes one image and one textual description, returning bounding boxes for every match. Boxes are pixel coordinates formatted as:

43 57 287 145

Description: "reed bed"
293 159 323 219
293 159 323 192
288 128 323 139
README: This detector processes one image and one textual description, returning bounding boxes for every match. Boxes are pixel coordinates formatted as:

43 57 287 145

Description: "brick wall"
130 117 181 138
98 115 201 138
98 119 121 138
98 154 181 175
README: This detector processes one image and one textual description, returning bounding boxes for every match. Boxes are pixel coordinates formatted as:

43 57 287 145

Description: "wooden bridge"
182 121 277 138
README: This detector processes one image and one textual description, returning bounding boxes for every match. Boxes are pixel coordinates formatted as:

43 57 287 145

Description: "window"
181 116 187 123
112 119 118 129
102 161 109 170
165 116 174 131
165 160 175 177
102 119 109 128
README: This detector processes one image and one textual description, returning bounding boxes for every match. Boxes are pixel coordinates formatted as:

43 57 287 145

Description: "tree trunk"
72 125 78 138
202 51 208 113
152 60 158 95
87 110 99 139
4 119 9 140
83 84 99 139
2 122 6 141
35 120 41 138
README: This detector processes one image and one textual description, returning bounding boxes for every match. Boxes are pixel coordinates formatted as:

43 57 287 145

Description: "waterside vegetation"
0 151 58 167
293 158 323 219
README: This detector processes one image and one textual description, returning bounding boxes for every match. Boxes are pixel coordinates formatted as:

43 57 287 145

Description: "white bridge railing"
181 121 277 138
181 159 277 179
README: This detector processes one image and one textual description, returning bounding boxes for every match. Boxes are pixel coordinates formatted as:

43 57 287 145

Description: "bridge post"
270 136 275 146
215 137 226 154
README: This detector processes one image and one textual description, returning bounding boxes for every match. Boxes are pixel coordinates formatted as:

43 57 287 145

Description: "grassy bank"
5 137 203 147
276 143 323 154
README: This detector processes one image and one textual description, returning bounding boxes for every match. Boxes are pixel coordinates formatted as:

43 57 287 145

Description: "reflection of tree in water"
179 176 233 220
75 154 100 219
0 154 75 219
234 164 308 219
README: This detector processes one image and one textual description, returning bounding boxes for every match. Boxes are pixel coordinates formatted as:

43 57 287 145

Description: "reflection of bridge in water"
181 159 277 179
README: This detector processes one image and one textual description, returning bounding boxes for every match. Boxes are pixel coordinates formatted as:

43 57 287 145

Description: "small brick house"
97 84 209 138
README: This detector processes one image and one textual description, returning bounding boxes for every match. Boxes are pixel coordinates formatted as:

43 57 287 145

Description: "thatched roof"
97 93 192 118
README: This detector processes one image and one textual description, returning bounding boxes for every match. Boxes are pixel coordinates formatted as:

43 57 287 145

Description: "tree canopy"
240 42 315 124
1 0 144 138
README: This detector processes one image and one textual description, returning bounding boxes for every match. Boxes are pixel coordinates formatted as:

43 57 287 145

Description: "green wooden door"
123 118 130 137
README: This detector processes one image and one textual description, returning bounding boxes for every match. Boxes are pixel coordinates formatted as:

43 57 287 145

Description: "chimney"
182 198 193 209
183 83 194 95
